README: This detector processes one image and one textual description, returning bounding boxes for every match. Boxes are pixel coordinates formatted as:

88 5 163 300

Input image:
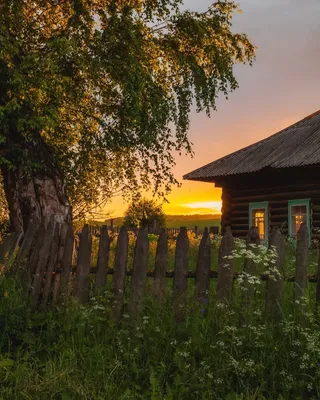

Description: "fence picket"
217 227 235 304
195 228 211 310
128 228 149 319
242 227 260 314
94 226 110 291
0 231 23 275
316 248 320 307
12 219 40 276
39 225 60 310
55 223 74 304
153 229 168 300
52 273 61 305
265 227 284 323
29 219 56 311
295 223 308 305
74 225 92 304
23 222 47 295
173 227 189 322
112 227 128 323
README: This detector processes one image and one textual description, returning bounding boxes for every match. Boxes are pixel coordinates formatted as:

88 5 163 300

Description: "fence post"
195 227 211 311
265 227 284 323
94 226 110 291
316 246 320 309
12 219 40 276
173 227 189 322
242 227 260 314
295 223 308 310
152 220 158 234
128 228 149 320
21 222 46 294
0 231 23 276
74 225 92 304
112 226 128 324
39 224 60 310
154 229 168 300
55 223 74 304
217 226 235 305
29 218 56 311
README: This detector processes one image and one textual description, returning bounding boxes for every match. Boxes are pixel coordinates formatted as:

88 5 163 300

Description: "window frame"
249 201 269 241
288 199 311 239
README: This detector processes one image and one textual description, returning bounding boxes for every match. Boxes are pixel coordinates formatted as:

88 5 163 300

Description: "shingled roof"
183 110 320 182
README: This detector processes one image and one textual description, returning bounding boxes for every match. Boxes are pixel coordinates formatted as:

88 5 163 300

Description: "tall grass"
1 236 320 399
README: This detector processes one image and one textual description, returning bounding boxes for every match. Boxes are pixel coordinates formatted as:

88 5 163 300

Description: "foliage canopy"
0 0 255 218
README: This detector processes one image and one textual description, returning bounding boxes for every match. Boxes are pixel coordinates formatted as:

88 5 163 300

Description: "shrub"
124 198 166 229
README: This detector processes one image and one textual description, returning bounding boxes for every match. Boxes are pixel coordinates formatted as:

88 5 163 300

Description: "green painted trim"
288 199 311 238
249 201 269 240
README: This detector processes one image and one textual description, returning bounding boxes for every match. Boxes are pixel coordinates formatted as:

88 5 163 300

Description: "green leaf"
0 359 14 368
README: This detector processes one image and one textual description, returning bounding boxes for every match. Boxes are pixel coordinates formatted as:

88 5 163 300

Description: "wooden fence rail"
0 221 318 324
81 225 220 237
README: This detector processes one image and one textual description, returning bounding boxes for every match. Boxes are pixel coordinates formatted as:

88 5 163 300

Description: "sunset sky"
107 0 320 218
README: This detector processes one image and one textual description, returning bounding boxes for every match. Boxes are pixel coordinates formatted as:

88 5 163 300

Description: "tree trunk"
2 130 72 233
2 165 71 233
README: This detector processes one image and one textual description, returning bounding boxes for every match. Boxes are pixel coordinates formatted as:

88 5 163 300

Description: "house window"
249 202 269 240
288 199 310 238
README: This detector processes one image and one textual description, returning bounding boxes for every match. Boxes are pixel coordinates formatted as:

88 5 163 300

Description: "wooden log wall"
220 171 320 239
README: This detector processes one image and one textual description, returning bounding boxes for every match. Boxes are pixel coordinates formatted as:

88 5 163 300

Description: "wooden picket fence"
81 224 219 237
0 219 318 323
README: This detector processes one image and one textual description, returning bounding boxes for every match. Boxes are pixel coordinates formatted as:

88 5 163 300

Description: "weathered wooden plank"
39 225 60 310
21 223 45 296
29 219 56 311
153 229 168 301
128 228 149 319
195 228 211 311
12 219 40 276
269 214 289 220
112 226 128 323
231 223 250 229
241 227 260 318
23 222 47 294
74 225 92 304
52 273 61 305
295 223 309 305
229 182 320 198
0 231 23 276
316 247 320 307
55 223 74 304
94 226 110 291
217 227 235 304
232 189 320 202
269 207 290 213
173 227 189 322
265 227 284 323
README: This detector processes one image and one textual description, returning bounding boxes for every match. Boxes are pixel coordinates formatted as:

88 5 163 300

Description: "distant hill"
103 214 220 229
165 214 220 229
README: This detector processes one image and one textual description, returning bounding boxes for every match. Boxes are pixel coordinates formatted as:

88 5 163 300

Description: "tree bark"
2 164 71 233
1 126 73 233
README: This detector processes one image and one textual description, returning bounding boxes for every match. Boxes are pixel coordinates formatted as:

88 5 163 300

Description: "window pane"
252 208 265 239
291 205 307 237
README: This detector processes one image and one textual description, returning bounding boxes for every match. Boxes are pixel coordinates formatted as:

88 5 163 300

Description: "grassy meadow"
98 214 221 230
1 232 320 399
165 214 221 229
